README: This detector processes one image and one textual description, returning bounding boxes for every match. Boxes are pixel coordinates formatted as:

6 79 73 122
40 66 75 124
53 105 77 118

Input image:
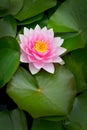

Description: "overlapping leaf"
8 0 23 15
0 16 17 38
64 46 87 92
0 36 20 88
15 0 57 21
31 119 64 130
0 0 9 10
48 0 87 51
0 0 23 17
0 0 9 16
0 109 28 130
65 90 87 130
18 13 44 25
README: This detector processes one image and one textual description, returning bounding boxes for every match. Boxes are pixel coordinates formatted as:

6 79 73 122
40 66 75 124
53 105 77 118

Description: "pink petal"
56 47 67 56
28 55 36 62
42 26 47 32
33 62 44 69
42 27 54 37
24 27 30 37
35 24 41 31
20 52 29 63
43 63 55 74
20 43 27 52
29 63 40 74
28 28 34 40
53 57 65 65
59 60 65 65
33 53 42 60
48 28 54 37
43 57 52 63
19 34 28 44
54 37 64 46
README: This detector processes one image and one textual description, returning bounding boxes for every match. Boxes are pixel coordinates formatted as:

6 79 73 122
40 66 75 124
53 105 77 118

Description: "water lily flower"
19 25 66 74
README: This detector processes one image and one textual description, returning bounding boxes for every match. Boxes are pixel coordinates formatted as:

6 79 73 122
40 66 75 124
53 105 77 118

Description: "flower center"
35 40 48 53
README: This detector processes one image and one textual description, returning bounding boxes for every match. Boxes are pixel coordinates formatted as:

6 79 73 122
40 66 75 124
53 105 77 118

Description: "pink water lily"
19 25 66 74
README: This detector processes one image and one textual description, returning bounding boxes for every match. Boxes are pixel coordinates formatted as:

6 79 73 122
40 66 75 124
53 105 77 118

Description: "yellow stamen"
35 40 48 53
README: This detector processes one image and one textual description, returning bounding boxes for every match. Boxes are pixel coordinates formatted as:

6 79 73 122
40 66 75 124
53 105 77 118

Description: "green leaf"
31 119 64 130
0 111 12 130
48 0 87 32
0 0 23 16
48 0 87 51
0 0 9 10
0 16 17 38
8 0 23 15
7 65 76 118
60 32 84 53
15 0 57 21
0 109 28 130
0 0 9 17
65 90 87 130
64 46 87 92
41 115 67 122
26 14 48 29
9 109 28 130
18 13 44 25
0 36 20 88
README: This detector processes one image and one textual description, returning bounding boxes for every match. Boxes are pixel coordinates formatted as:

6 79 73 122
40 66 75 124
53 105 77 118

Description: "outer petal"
33 62 44 69
54 57 65 65
29 63 40 74
59 60 65 65
35 24 41 31
48 28 54 37
20 51 29 63
42 27 54 37
56 47 67 56
54 37 64 46
28 28 34 41
19 34 28 44
42 26 47 32
43 63 55 74
24 27 30 37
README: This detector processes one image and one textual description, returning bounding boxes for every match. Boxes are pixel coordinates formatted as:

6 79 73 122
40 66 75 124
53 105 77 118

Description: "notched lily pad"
7 65 76 118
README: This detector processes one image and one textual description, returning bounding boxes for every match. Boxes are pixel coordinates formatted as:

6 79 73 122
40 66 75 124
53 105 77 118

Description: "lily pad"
15 0 57 21
0 109 28 130
64 46 87 92
48 0 87 51
31 119 64 130
0 16 17 38
0 36 20 88
65 90 87 130
7 65 76 118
